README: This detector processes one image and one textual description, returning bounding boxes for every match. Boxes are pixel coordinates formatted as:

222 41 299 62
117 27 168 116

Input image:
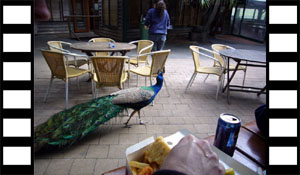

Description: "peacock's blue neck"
151 73 164 95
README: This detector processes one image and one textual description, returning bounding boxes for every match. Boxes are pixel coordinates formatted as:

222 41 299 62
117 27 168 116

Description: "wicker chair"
126 40 154 67
88 38 115 56
41 50 90 109
211 44 247 86
47 41 89 68
185 46 225 100
130 50 171 97
91 56 129 98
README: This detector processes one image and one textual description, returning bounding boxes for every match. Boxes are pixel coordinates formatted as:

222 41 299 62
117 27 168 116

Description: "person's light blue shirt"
144 8 170 35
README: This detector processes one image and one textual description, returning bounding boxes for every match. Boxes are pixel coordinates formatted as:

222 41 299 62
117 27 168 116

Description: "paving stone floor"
34 34 266 175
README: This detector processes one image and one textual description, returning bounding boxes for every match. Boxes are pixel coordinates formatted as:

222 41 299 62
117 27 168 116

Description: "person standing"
144 0 170 51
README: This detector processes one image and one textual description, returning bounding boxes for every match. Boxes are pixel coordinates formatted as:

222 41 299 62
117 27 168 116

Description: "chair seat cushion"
215 64 246 71
130 66 151 76
196 66 223 76
126 57 147 66
67 67 90 78
68 59 88 67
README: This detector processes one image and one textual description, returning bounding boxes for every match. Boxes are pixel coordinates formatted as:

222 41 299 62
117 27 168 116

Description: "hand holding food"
161 135 225 175
129 135 227 175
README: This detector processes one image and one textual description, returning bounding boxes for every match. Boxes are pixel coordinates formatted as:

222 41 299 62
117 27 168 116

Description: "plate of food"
125 129 257 175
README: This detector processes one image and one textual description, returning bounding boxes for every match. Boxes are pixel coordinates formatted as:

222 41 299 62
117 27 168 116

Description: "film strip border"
267 0 299 174
0 0 34 174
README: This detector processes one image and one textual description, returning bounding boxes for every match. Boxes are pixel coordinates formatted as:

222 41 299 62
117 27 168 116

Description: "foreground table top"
71 42 136 52
102 166 126 175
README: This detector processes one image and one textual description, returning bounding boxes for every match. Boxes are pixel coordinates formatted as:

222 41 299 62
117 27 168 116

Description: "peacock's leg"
138 110 148 125
124 110 137 128
125 108 129 117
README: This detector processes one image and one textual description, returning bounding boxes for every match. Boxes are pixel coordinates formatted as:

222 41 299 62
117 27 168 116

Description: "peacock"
34 72 164 152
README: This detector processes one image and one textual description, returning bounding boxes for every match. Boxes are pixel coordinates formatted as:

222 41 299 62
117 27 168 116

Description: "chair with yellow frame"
88 38 116 56
91 56 129 98
47 41 89 68
130 49 171 97
41 50 91 109
126 40 154 67
185 46 225 100
211 44 247 86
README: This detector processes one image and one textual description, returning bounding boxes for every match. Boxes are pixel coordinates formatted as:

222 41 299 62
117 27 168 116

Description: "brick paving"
34 34 266 175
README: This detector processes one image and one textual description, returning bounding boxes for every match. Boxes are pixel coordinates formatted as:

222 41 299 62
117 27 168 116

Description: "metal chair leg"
190 73 197 87
137 75 139 87
185 72 196 93
128 72 130 88
203 74 209 83
91 78 95 98
65 79 69 109
216 75 224 101
164 79 170 97
77 77 80 90
44 78 53 102
95 88 99 99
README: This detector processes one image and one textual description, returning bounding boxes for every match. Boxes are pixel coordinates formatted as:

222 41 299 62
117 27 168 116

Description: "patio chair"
88 38 115 56
91 56 129 98
211 44 247 86
126 40 154 67
130 49 171 97
185 46 225 100
41 50 90 109
47 41 89 68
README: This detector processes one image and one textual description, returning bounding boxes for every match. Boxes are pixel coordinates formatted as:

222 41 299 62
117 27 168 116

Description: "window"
101 0 118 27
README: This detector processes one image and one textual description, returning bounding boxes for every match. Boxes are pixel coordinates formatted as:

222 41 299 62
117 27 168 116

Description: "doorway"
72 0 90 32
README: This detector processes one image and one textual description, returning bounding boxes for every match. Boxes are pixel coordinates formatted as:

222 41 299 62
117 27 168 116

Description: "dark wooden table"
205 121 266 172
219 49 266 104
71 42 136 56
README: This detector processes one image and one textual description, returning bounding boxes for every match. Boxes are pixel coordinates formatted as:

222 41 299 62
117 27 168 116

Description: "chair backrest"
41 49 67 79
189 46 201 70
88 38 115 56
150 50 170 77
137 40 154 62
47 41 64 53
88 37 115 43
211 44 235 67
91 56 126 87
190 45 223 71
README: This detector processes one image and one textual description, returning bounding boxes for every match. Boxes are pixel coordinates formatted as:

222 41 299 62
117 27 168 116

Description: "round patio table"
219 49 266 104
71 42 136 56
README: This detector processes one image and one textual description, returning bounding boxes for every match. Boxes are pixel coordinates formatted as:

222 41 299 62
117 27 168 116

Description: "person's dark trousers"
149 33 167 51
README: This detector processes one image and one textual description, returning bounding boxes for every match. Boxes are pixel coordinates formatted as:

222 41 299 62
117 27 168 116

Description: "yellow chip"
144 136 171 167
129 161 150 169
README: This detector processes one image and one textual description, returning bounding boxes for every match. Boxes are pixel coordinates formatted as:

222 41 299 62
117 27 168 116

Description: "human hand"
144 25 149 30
161 135 225 175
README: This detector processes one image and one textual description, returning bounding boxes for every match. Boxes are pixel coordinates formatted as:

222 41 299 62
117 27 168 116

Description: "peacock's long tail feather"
34 95 124 152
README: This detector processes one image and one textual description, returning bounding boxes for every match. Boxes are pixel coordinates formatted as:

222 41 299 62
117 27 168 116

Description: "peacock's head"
157 71 164 79
155 71 164 85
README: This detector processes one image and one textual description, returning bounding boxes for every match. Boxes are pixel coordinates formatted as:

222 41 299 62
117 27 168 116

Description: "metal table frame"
221 50 266 104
